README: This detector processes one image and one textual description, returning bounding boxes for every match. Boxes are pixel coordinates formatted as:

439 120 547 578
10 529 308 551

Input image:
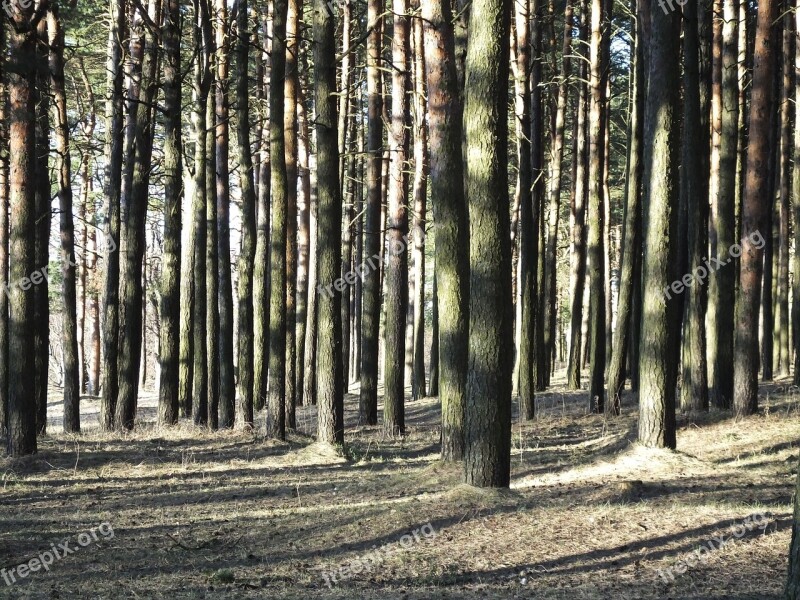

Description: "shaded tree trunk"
314 0 344 445
422 0 469 458
733 0 778 416
463 0 512 488
638 0 681 449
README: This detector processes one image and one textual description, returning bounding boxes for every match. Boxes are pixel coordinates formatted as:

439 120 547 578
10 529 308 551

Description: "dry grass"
0 376 797 599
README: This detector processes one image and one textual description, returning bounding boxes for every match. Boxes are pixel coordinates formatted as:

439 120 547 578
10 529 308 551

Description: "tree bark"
383 0 410 438
423 0 469 458
463 0 512 488
314 0 344 445
638 0 681 449
733 0 778 416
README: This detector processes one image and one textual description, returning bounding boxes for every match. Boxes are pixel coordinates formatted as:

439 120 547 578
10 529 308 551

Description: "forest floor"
0 374 797 599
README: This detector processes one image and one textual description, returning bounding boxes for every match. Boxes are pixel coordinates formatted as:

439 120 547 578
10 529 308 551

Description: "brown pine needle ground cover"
0 377 796 599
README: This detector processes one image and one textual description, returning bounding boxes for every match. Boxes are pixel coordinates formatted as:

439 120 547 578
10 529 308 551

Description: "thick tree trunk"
358 0 383 426
423 0 469 458
638 0 681 449
0 27 7 438
793 0 800 387
6 5 38 456
159 0 183 426
314 0 344 445
733 0 778 416
463 0 512 488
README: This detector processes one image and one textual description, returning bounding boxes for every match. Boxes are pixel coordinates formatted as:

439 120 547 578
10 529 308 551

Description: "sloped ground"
0 376 797 599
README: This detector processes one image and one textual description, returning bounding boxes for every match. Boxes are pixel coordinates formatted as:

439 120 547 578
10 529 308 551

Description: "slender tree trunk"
567 0 589 391
101 0 126 431
463 0 512 488
429 272 439 396
49 6 80 433
542 0 573 388
206 93 220 430
296 91 311 407
793 0 800 388
411 9 427 400
776 8 792 378
159 0 183 426
215 0 235 429
733 0 778 416
314 0 344 445
358 0 383 426
679 0 710 414
586 0 608 413
34 16 50 437
423 0 469 457
253 10 272 414
267 0 289 440
300 90 318 407
638 0 681 449
117 0 161 430
0 25 7 438
383 0 410 438
192 0 212 427
284 0 301 429
235 0 256 429
607 0 644 412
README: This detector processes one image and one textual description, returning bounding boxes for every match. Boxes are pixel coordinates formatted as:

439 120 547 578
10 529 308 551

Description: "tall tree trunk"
101 0 127 431
776 7 792 378
300 90 318 407
607 0 644 412
0 24 7 438
49 6 80 433
678 0 710 414
253 9 272 415
708 0 738 409
6 4 38 456
423 0 469 458
411 8 427 401
216 0 235 428
235 0 256 429
638 0 681 449
542 0 573 388
159 0 183 426
284 0 301 429
566 0 589 391
116 0 161 430
314 0 344 445
733 0 778 416
463 0 512 488
383 0 410 438
206 93 220 430
793 0 800 388
267 0 289 440
586 0 608 413
192 0 213 427
358 0 383 426
34 16 50 436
